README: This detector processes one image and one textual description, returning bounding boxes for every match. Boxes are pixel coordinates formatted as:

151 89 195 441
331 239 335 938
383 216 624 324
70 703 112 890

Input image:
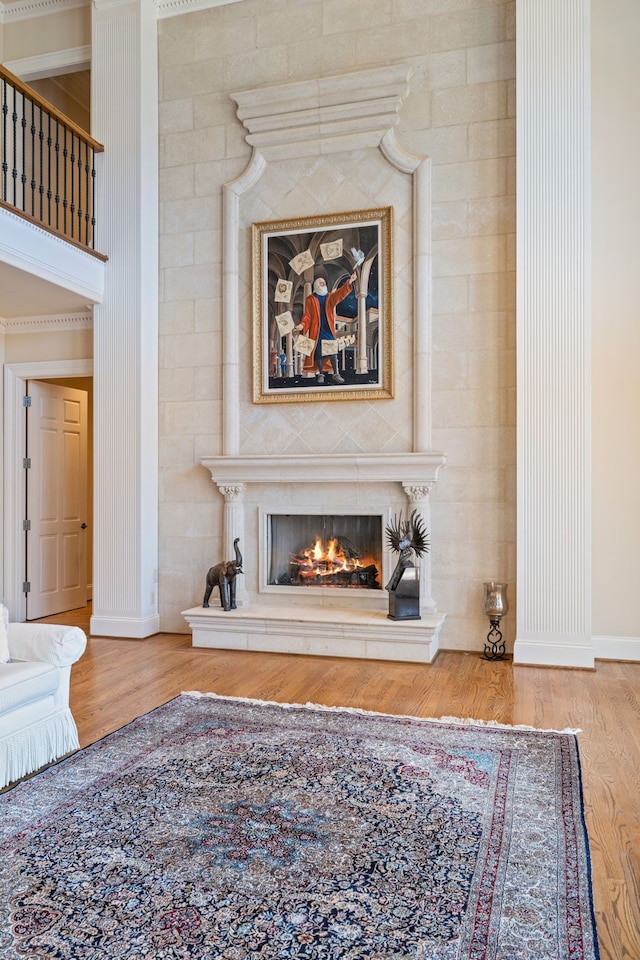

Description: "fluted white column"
90 0 160 637
515 0 592 666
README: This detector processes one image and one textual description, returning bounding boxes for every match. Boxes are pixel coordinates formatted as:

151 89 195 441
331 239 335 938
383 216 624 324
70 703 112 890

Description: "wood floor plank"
33 606 640 960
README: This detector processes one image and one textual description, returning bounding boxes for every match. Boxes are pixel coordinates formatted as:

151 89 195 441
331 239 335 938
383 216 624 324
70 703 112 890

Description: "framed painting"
252 207 393 403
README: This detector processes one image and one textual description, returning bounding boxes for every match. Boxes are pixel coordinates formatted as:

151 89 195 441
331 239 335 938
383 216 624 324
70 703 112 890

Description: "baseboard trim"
593 635 640 662
90 614 160 639
513 637 595 669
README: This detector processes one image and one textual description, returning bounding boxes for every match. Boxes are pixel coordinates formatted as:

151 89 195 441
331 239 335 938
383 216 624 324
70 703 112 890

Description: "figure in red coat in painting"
294 273 356 384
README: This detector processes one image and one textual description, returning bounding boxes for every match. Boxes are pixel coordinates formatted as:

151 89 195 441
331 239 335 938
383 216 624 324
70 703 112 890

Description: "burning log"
274 533 381 590
288 561 380 589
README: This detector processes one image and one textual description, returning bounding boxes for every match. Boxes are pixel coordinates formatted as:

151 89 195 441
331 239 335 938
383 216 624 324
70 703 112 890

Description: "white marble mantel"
200 452 446 485
200 452 446 614
186 450 448 663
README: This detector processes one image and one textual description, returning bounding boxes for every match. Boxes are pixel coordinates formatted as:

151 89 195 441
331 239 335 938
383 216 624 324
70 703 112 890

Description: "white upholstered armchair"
0 609 86 789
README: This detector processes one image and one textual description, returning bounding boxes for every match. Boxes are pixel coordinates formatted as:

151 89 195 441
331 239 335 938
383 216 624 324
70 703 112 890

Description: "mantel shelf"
200 452 447 486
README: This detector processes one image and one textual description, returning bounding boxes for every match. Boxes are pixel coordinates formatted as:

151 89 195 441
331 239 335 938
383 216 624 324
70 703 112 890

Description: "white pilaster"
90 0 160 638
216 483 248 606
515 0 592 667
222 150 266 456
402 483 436 615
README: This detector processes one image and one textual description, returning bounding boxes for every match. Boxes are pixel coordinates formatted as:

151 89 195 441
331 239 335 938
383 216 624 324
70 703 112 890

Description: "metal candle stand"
482 581 509 661
483 617 506 661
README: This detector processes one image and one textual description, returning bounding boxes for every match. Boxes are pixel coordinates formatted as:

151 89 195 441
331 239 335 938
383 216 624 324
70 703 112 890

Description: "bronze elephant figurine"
203 538 243 611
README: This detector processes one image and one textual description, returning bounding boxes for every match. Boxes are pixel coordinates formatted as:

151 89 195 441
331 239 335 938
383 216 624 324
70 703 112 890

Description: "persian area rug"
0 693 599 960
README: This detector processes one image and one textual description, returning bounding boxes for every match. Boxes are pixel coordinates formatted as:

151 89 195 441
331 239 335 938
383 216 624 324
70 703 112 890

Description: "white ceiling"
0 260 95 319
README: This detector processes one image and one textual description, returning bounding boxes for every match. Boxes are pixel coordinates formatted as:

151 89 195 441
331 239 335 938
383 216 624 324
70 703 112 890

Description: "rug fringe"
437 715 582 734
180 691 581 735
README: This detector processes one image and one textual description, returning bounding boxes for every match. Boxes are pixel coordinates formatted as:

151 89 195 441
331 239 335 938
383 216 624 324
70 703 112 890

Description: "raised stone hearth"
182 602 444 664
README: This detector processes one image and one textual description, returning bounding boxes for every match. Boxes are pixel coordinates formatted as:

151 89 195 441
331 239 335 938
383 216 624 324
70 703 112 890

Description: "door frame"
3 359 93 622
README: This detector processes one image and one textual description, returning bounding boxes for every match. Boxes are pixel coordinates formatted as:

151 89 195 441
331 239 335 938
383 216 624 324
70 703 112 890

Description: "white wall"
591 0 640 652
3 327 92 364
1 7 90 61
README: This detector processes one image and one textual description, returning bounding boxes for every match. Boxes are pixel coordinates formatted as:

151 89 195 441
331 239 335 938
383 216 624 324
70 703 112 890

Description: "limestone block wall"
158 0 516 648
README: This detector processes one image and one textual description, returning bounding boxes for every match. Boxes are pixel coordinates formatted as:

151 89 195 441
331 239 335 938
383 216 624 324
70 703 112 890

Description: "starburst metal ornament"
385 509 429 620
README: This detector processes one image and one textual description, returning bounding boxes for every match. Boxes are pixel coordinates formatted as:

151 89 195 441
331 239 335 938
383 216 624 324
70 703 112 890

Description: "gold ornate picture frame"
252 207 393 403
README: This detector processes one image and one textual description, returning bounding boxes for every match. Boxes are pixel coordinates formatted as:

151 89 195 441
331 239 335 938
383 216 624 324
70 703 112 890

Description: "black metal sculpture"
385 510 429 621
203 538 243 611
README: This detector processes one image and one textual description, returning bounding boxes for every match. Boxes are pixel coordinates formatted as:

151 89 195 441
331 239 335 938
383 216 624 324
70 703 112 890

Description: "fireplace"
182 453 447 663
267 513 382 590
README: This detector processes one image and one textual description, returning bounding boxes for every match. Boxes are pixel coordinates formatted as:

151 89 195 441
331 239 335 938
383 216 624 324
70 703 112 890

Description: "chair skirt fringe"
1 709 79 789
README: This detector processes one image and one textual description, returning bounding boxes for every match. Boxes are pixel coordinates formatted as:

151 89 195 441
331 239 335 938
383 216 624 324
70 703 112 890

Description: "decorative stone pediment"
231 65 412 160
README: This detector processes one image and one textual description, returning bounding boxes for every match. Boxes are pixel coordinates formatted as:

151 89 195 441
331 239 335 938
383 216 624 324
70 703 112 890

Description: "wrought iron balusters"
0 65 104 253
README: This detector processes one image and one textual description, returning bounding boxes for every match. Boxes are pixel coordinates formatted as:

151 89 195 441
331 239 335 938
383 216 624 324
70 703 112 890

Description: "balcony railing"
0 65 106 258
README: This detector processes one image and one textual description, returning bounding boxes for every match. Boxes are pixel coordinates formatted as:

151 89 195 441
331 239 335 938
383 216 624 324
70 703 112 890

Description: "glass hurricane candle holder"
482 581 509 661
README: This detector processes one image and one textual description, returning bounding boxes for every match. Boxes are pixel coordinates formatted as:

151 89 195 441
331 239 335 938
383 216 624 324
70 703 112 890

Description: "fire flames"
297 537 357 578
291 537 380 588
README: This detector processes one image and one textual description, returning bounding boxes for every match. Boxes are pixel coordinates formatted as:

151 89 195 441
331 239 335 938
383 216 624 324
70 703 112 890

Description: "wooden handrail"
0 64 103 152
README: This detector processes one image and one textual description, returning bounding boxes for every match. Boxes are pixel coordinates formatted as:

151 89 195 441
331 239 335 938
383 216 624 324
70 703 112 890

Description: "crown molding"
0 0 88 23
0 311 93 333
0 0 243 24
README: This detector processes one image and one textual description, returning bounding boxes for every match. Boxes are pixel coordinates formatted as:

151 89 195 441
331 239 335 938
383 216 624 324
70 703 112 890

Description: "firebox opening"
268 514 382 590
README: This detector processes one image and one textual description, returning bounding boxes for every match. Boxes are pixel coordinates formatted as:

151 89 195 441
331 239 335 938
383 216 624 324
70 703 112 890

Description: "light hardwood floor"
39 606 640 960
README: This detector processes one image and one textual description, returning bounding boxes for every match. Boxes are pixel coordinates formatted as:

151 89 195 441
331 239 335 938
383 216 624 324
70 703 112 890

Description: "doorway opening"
3 360 93 623
25 377 93 619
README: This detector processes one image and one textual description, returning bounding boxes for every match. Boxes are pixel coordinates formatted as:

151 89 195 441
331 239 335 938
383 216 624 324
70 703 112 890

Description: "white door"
26 381 88 619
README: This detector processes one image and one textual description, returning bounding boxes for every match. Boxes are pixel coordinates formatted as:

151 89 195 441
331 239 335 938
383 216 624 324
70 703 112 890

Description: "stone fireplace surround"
182 63 448 663
183 452 446 662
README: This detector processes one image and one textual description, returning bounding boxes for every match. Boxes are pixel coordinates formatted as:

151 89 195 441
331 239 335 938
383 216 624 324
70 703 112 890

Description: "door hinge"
23 395 32 407
23 519 31 531
23 581 31 594
23 457 31 469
